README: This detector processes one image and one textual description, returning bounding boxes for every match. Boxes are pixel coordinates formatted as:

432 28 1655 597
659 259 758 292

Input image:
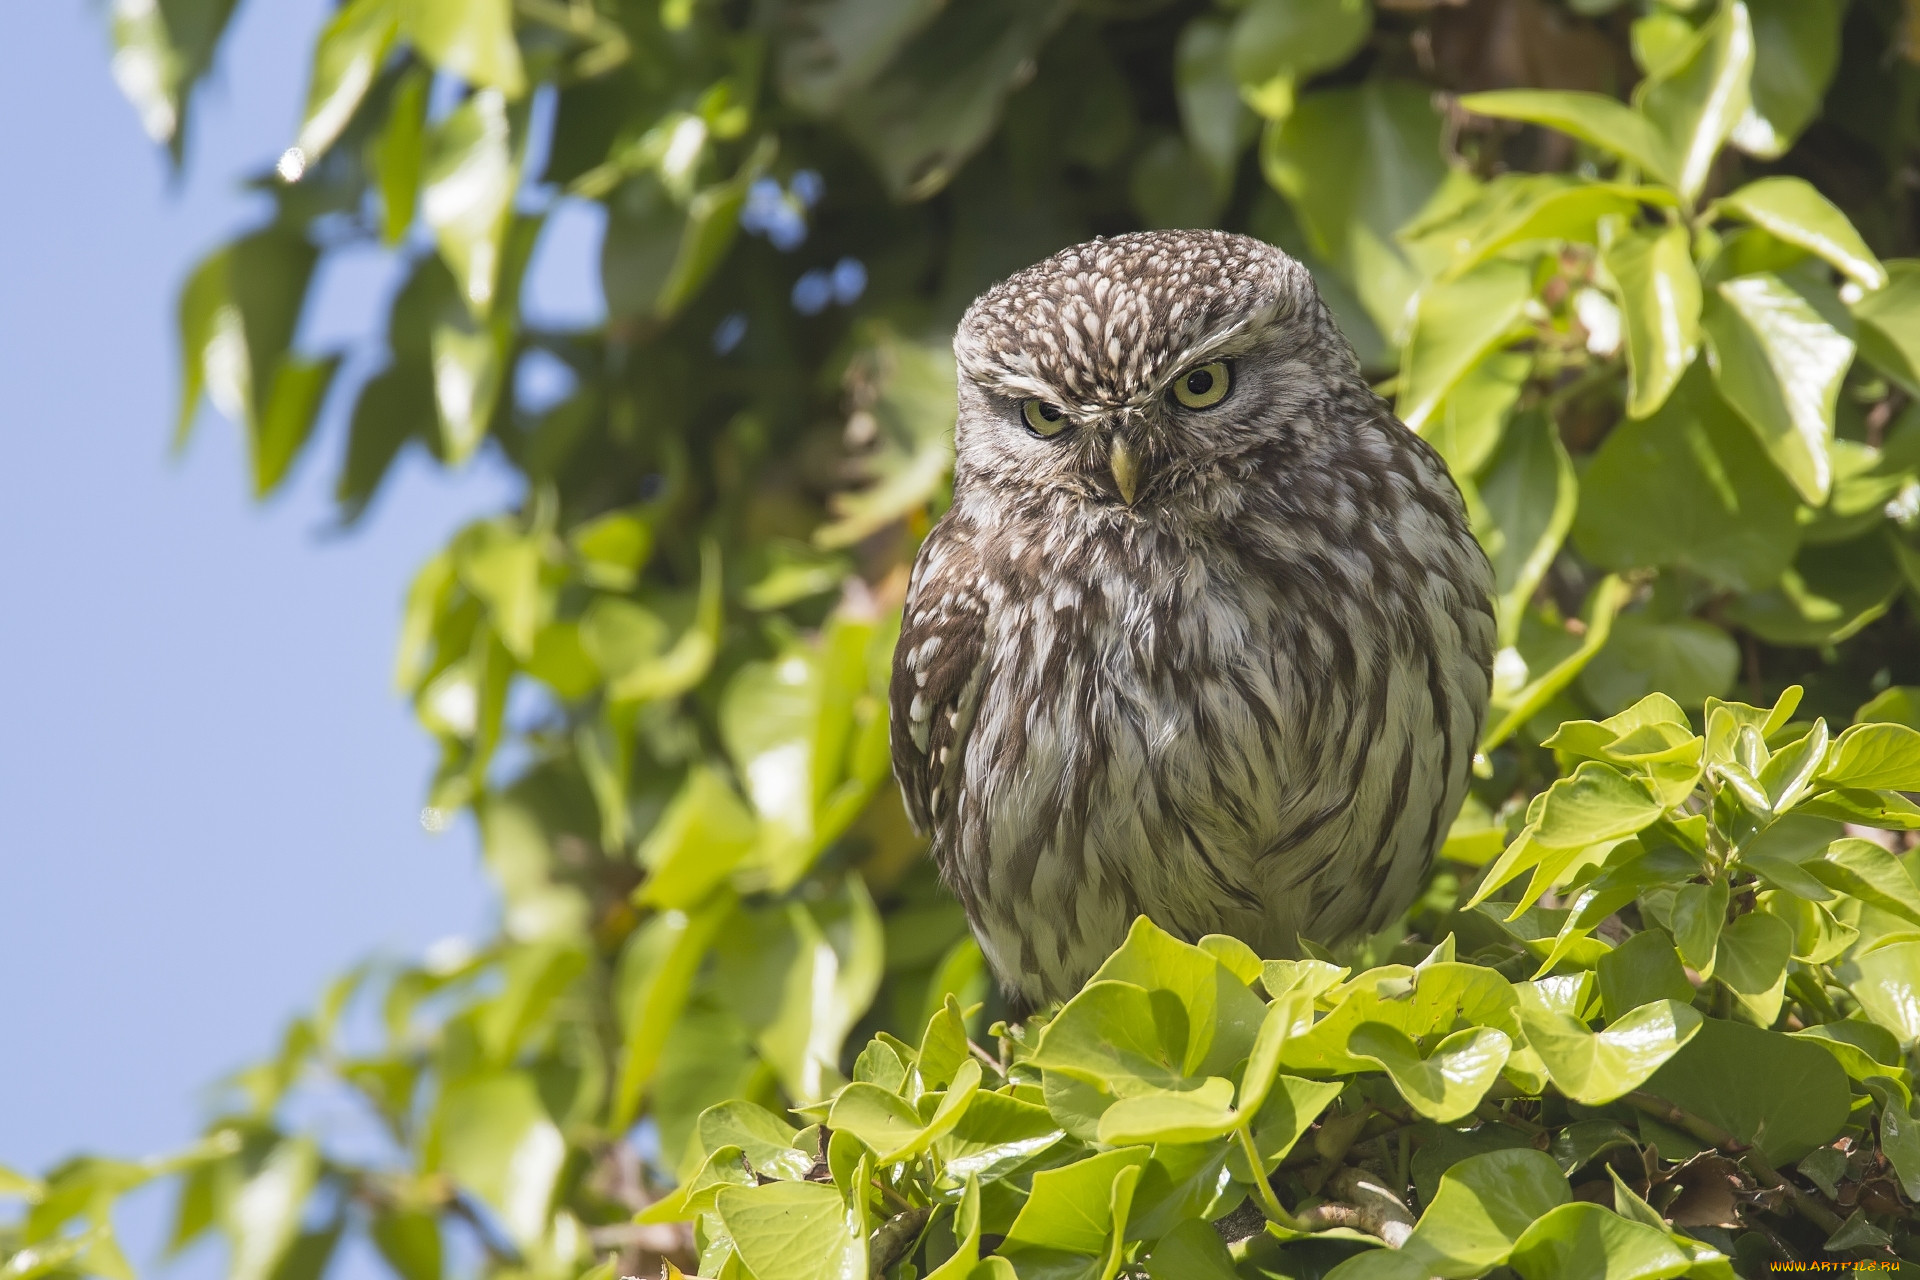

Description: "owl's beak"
1109 438 1140 506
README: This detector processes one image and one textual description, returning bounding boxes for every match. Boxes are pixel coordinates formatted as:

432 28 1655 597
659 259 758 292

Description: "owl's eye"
1022 399 1069 437
1171 361 1232 410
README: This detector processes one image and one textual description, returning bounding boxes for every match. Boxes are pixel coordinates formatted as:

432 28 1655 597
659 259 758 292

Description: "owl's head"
951 230 1363 515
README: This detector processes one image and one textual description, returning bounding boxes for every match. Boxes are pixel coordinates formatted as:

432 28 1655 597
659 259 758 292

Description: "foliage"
9 0 1920 1276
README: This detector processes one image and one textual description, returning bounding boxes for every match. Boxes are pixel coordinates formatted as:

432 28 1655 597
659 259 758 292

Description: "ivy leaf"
1347 1023 1511 1123
1261 80 1449 335
1714 177 1885 290
1455 90 1672 184
1397 1148 1571 1278
1505 1201 1693 1280
1636 0 1754 206
715 1181 864 1280
422 89 518 317
432 1074 563 1250
697 1103 812 1182
399 0 525 98
296 0 398 161
1645 1018 1852 1163
1731 0 1842 159
1810 838 1920 926
1600 223 1701 420
1852 261 1920 396
1518 997 1701 1106
1818 722 1920 792
1711 911 1793 1025
1702 273 1854 505
1397 260 1534 431
1473 410 1578 647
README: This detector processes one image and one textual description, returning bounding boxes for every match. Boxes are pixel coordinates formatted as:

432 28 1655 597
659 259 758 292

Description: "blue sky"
0 3 599 1270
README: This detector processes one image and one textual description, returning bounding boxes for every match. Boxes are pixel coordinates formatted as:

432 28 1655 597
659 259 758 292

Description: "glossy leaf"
399 0 524 98
1601 222 1700 419
1644 1018 1851 1163
715 1180 864 1280
1456 91 1671 183
296 0 398 161
1398 260 1533 431
1702 273 1855 505
1637 0 1754 205
1715 177 1885 290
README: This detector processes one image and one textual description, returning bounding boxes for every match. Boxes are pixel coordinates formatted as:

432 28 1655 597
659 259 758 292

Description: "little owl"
890 230 1495 1010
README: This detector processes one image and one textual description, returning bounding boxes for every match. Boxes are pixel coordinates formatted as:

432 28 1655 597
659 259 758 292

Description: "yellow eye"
1171 361 1231 409
1022 399 1069 436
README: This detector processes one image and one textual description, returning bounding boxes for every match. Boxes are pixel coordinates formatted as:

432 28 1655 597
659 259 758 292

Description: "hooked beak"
1109 437 1140 506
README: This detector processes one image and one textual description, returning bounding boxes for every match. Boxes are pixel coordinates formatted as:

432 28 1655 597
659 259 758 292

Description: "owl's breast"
945 510 1491 1006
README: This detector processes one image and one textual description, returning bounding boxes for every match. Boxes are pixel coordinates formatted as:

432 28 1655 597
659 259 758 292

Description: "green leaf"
1002 1147 1147 1256
1262 80 1449 335
1819 722 1920 792
1702 272 1854 505
1506 1201 1692 1280
1669 879 1728 975
1596 930 1696 1022
296 0 398 161
613 897 728 1128
1230 0 1371 89
635 767 759 910
771 0 944 116
1175 17 1250 189
422 89 518 316
697 1103 812 1182
1347 1023 1511 1122
1472 410 1578 646
1534 763 1667 851
1519 996 1701 1106
1724 534 1903 647
1481 576 1632 751
1807 837 1920 926
1030 981 1191 1096
1643 1017 1851 1163
1085 917 1269 1080
1144 1218 1240 1280
1397 261 1534 431
1579 613 1739 718
715 1181 864 1280
935 1090 1066 1187
373 68 428 244
1732 0 1842 159
835 0 1071 200
1400 1148 1571 1278
1711 911 1792 1025
227 1140 319 1280
1095 1077 1238 1145
1852 260 1920 396
1601 223 1701 419
1714 177 1885 290
1455 91 1672 184
1637 0 1754 206
107 0 241 150
1445 181 1680 278
1841 940 1920 1046
431 1073 563 1249
1417 349 1529 477
368 1211 440 1280
399 0 524 98
828 1082 924 1158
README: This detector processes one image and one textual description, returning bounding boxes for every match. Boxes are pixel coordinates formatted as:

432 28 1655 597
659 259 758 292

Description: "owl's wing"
889 530 990 837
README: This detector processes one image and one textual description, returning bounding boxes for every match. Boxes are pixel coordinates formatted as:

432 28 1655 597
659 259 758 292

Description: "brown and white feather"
891 230 1495 1009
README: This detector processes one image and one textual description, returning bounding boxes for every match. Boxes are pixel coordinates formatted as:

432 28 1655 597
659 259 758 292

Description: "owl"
889 230 1496 1011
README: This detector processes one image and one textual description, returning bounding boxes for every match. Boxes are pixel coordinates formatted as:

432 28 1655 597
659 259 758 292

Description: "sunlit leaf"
1702 272 1854 504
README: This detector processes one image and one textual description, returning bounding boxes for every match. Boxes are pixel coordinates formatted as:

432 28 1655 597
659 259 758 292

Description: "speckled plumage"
891 230 1495 1010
